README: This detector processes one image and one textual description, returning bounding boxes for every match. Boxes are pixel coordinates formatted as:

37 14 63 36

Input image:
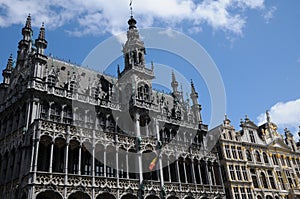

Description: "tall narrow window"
229 165 236 180
249 130 255 143
263 152 269 164
276 171 285 190
234 187 240 199
285 170 294 188
255 151 261 163
281 155 286 166
241 166 248 181
235 165 242 181
250 169 258 188
240 187 246 199
237 147 243 160
225 145 231 159
268 170 276 189
247 188 253 199
246 150 252 161
232 146 237 159
260 172 268 188
272 154 278 165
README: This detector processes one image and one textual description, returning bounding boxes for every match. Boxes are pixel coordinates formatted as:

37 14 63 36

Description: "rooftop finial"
128 0 137 29
266 110 271 123
130 0 133 17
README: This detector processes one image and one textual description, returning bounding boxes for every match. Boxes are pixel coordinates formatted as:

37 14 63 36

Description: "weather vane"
129 0 133 16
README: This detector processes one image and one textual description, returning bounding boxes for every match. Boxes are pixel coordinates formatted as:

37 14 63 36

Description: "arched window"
37 135 51 172
272 154 278 165
48 75 56 87
263 152 269 164
260 172 268 188
255 151 261 162
52 138 66 173
228 131 233 140
246 150 252 161
137 84 150 101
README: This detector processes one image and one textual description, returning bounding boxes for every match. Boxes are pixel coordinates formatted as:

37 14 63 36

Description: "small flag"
148 157 158 171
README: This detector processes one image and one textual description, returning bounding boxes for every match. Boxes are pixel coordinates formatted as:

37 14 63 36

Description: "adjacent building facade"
0 14 225 199
212 113 300 199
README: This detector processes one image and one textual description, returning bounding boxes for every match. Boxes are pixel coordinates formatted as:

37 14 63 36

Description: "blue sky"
0 0 299 135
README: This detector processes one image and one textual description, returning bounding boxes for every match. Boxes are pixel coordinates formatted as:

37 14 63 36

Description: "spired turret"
35 23 48 55
190 80 202 124
2 54 13 86
121 14 147 74
17 14 33 65
33 23 48 79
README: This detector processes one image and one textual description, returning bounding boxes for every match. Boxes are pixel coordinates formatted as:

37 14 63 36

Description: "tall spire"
35 22 48 55
190 79 199 105
190 79 202 124
22 14 32 41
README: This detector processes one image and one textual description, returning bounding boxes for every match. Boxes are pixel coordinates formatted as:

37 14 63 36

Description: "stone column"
64 132 70 185
78 142 82 175
49 140 54 173
135 113 143 184
103 146 107 177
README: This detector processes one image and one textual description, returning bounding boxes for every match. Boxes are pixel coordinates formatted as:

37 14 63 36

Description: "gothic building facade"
212 113 300 199
0 14 225 199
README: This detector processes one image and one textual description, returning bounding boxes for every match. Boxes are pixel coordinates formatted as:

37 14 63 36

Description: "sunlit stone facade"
0 14 225 199
212 114 300 199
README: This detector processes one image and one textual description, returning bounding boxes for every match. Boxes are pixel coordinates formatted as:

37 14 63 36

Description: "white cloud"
0 0 272 36
257 99 300 136
263 6 277 23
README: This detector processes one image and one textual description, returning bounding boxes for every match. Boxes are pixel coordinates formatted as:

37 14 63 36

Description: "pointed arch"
36 190 63 199
96 192 116 199
69 191 90 199
37 135 52 172
53 137 66 173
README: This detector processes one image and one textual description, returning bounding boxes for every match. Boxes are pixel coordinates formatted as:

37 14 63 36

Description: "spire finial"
266 110 271 123
130 0 133 17
128 0 137 29
25 14 31 29
38 22 45 40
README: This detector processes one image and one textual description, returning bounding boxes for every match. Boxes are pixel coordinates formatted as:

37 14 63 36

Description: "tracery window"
137 83 150 101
